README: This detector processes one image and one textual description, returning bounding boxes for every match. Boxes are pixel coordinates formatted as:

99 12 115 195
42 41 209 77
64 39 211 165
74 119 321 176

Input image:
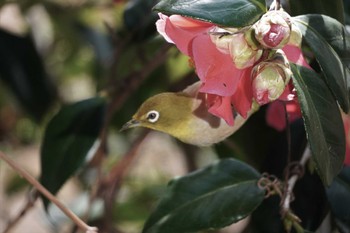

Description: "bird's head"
121 92 194 137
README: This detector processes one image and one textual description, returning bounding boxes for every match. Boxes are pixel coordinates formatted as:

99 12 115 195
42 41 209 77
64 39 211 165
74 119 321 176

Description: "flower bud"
209 27 235 54
251 50 292 105
210 27 262 69
288 23 302 47
253 10 292 49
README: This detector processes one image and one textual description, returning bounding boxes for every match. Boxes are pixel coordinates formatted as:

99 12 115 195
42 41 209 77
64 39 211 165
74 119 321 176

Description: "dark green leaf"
123 0 159 41
291 64 345 185
154 0 266 27
0 29 57 121
294 15 349 113
292 170 328 231
251 196 283 233
327 166 350 226
40 97 106 208
142 158 264 233
289 0 345 23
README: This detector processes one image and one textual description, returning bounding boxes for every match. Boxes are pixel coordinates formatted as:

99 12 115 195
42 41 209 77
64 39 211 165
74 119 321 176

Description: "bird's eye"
146 110 160 123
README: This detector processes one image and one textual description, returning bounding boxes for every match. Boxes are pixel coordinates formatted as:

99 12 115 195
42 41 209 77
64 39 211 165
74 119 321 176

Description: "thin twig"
281 145 311 214
2 190 38 233
0 151 98 233
99 129 150 231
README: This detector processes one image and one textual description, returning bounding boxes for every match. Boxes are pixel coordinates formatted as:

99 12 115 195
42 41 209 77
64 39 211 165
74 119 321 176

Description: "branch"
281 145 312 214
2 190 38 233
98 129 150 231
0 151 98 233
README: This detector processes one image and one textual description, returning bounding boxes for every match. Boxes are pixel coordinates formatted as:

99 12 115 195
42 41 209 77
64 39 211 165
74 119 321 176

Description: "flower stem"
0 151 98 233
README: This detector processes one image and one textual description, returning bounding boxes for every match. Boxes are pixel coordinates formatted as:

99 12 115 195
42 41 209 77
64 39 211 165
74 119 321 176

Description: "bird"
121 82 257 146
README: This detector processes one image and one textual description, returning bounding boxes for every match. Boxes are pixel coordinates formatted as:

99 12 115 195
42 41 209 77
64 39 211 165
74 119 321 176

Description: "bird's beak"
120 119 140 132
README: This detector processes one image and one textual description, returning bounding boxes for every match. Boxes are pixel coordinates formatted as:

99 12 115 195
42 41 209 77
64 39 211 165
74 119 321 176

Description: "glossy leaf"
289 0 344 23
154 0 266 27
291 64 345 185
327 166 350 226
40 97 106 208
142 158 264 233
0 29 57 121
294 14 350 104
294 15 349 113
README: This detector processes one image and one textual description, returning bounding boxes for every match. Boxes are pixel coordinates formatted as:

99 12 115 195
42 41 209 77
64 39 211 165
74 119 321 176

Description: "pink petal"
283 45 311 68
266 100 302 131
156 13 174 44
191 34 243 96
278 82 296 101
207 94 234 126
231 67 253 118
156 13 213 56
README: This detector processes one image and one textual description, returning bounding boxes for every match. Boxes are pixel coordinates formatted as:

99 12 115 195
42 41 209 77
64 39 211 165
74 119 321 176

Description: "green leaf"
123 0 159 41
40 97 106 208
0 29 57 121
289 0 345 23
142 158 264 233
327 166 350 225
291 64 345 186
294 15 349 113
154 0 266 27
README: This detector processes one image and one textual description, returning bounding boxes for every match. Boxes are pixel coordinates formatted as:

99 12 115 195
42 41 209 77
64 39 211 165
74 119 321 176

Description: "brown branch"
2 190 38 233
89 43 171 167
98 129 150 232
0 151 98 233
281 145 311 214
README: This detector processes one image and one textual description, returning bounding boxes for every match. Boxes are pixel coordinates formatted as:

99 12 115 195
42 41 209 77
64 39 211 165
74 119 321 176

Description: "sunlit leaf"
142 158 264 233
291 64 345 185
154 0 266 27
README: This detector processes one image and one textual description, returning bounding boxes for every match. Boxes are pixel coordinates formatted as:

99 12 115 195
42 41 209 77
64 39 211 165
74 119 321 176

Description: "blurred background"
0 0 349 233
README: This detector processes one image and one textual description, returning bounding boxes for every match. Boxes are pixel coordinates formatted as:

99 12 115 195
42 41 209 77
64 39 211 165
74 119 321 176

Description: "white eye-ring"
146 110 160 123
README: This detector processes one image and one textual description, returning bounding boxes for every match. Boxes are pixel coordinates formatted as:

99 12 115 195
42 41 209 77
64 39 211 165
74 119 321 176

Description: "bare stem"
2 190 38 233
281 145 311 214
0 151 98 233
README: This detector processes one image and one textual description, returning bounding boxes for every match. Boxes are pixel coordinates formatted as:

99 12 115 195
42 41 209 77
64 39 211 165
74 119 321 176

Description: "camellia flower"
253 9 292 49
156 10 309 126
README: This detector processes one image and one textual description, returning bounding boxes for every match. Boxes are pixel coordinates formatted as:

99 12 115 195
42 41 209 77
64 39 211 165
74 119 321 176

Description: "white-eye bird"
121 82 258 146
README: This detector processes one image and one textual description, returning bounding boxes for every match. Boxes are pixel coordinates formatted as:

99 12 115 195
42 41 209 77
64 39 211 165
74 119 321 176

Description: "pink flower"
156 13 309 126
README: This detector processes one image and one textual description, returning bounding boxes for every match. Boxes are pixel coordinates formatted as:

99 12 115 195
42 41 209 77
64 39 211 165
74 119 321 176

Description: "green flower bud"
210 27 262 69
251 49 292 105
288 23 303 47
